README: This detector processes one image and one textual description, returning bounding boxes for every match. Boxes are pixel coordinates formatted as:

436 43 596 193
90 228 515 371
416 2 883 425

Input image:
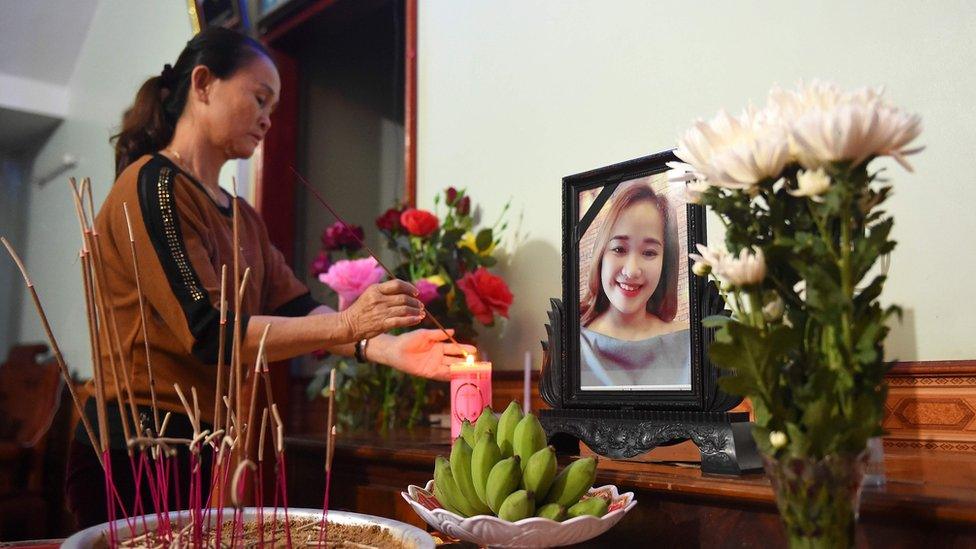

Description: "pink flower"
414 279 440 305
318 257 386 310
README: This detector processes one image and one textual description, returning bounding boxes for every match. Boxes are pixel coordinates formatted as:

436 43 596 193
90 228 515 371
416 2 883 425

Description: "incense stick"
318 368 337 547
325 369 336 473
123 202 162 433
1 237 101 462
90 198 141 439
289 166 465 352
231 177 243 461
244 324 271 455
215 264 228 432
70 183 136 449
79 250 109 452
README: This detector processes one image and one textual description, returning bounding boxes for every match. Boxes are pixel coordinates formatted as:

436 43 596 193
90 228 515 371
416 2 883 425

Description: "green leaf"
442 228 465 248
701 314 731 328
717 374 756 397
476 228 493 251
785 422 810 457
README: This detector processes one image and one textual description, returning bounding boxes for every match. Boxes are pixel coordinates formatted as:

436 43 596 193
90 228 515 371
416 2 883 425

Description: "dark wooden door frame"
255 0 418 266
251 0 418 431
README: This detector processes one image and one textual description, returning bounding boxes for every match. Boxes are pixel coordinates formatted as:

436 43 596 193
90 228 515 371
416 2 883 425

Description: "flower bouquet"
671 81 921 548
309 187 514 431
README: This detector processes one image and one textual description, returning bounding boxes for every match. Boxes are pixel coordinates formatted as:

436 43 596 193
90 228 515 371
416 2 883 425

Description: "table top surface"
287 426 976 525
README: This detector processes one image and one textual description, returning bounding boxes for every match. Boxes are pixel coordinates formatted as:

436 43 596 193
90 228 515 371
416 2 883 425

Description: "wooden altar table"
285 427 976 547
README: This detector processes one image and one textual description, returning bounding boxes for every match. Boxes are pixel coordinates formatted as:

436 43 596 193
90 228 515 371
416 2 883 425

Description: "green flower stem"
745 289 767 331
838 191 855 367
731 289 748 323
806 201 841 264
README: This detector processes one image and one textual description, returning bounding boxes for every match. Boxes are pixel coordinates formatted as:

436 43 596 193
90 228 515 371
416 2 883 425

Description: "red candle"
450 355 492 440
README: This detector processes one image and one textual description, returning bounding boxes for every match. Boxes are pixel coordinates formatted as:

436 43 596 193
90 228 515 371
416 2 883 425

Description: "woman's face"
600 200 664 318
199 54 280 159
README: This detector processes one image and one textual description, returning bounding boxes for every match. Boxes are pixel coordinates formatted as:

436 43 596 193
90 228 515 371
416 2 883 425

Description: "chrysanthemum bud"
763 296 785 322
770 431 788 449
692 261 711 277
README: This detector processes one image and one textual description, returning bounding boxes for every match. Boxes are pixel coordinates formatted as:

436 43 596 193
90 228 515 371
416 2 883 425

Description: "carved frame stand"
539 408 761 475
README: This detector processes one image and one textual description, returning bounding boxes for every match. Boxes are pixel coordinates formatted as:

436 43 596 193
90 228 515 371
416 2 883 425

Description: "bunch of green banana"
496 401 522 457
431 403 608 522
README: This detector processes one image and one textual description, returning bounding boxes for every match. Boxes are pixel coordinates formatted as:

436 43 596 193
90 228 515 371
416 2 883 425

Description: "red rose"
400 208 439 237
456 267 513 325
376 207 403 232
445 187 459 205
321 221 364 252
456 196 471 216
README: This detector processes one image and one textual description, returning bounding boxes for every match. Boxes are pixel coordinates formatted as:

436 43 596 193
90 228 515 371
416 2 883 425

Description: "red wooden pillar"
252 46 299 438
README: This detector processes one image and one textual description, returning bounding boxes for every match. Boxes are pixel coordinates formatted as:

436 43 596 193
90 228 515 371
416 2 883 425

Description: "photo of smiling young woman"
578 177 691 390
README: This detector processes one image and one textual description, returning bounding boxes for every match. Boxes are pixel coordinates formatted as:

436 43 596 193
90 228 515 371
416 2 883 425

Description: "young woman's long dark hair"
111 27 272 176
579 184 679 327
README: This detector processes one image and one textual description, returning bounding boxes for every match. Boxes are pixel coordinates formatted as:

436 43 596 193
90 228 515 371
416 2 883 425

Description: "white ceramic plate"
401 481 637 548
61 507 434 548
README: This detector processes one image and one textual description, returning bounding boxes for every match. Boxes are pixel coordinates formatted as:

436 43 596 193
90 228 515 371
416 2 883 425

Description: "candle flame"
466 354 475 365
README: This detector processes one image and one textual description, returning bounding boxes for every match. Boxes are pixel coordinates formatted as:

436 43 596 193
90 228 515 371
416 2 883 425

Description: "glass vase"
762 451 869 549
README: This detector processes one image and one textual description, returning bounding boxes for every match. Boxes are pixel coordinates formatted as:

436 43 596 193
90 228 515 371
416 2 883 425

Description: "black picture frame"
558 149 739 412
194 0 247 30
254 0 309 34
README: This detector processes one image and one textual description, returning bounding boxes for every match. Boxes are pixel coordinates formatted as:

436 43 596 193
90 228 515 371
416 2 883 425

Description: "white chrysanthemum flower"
768 81 923 171
770 431 788 449
789 168 831 202
688 243 729 277
675 108 790 191
718 247 767 288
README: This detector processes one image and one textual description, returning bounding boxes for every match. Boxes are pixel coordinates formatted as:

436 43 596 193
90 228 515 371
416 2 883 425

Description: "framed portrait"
561 150 715 410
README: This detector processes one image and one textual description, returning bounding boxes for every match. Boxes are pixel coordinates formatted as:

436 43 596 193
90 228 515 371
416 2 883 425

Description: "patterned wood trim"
884 439 976 453
494 361 976 454
883 360 976 454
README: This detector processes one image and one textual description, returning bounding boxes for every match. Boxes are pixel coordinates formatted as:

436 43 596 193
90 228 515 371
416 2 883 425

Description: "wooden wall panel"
884 361 976 454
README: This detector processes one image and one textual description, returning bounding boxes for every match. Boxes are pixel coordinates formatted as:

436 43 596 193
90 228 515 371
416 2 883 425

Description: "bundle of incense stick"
2 177 311 548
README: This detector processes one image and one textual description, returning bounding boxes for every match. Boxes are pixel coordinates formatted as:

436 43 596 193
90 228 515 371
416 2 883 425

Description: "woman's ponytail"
111 73 175 176
110 27 272 176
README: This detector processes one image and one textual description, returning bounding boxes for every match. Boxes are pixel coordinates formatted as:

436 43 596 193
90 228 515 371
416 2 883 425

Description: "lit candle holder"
450 354 492 440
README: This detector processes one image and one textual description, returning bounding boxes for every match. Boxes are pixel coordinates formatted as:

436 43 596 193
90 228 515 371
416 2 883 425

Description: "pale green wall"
17 1 193 378
417 0 976 370
14 1 976 378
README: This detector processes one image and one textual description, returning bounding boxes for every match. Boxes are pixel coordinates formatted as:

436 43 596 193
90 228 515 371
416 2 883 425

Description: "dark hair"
579 184 679 327
111 27 273 176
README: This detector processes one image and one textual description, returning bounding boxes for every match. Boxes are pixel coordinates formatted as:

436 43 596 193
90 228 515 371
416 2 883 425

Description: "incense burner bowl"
61 507 434 548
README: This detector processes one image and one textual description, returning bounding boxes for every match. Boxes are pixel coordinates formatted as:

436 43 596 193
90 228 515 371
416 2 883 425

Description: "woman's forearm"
240 311 355 364
302 304 395 364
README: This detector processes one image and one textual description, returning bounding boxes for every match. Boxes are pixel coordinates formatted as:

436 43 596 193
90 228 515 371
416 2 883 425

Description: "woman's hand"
338 280 424 341
379 329 476 381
